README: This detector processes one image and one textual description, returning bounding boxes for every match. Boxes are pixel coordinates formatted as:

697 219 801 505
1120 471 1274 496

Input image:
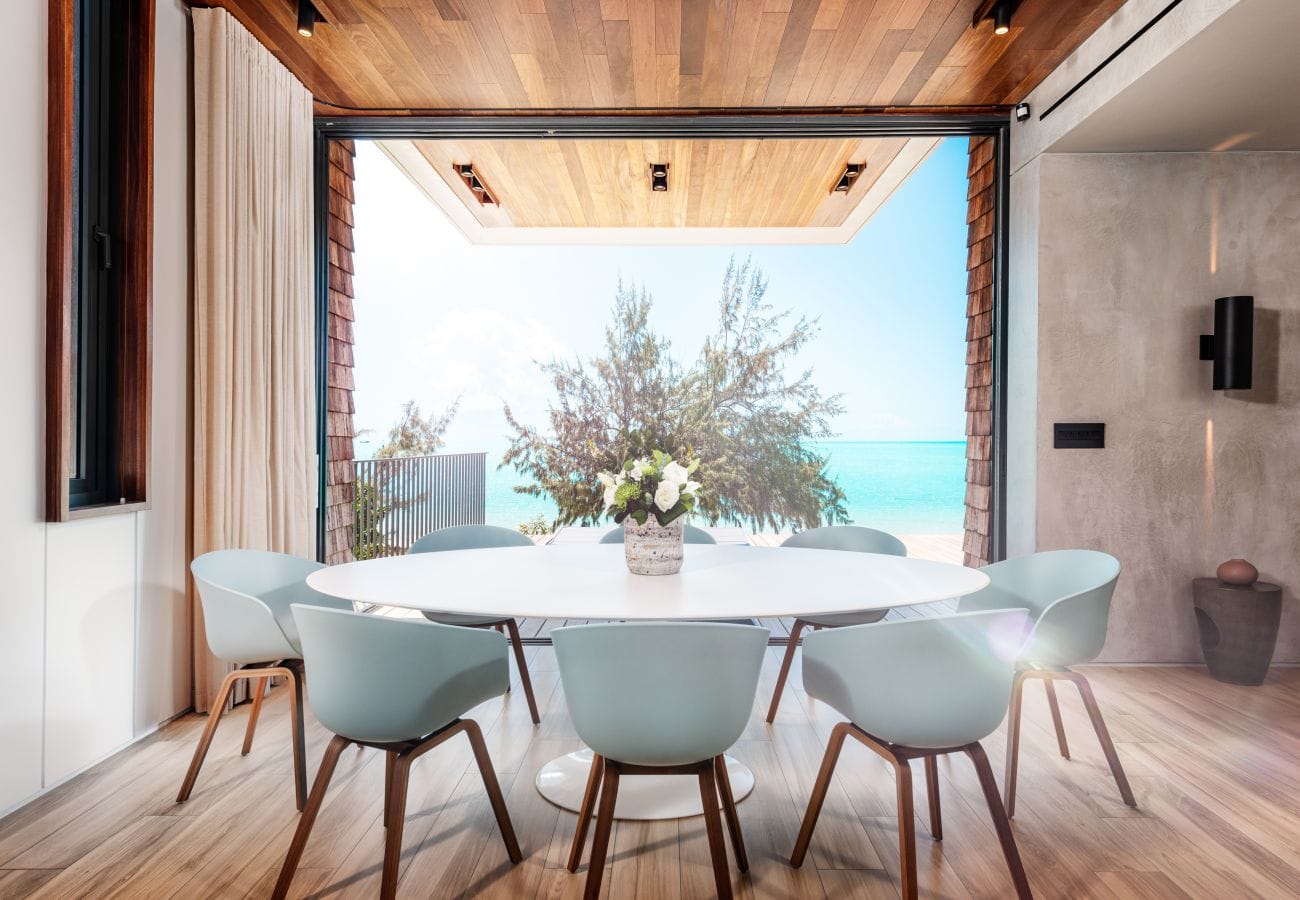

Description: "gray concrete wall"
1006 157 1041 559
1032 151 1300 662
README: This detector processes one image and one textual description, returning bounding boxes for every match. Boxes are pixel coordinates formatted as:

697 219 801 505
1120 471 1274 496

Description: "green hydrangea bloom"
614 481 641 508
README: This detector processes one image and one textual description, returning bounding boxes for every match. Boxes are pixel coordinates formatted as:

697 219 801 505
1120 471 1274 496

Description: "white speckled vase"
623 516 684 575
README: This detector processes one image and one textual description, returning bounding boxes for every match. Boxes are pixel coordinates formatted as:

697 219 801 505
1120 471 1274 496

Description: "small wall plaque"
1054 423 1105 449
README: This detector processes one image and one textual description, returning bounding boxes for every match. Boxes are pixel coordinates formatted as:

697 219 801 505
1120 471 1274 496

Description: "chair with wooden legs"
409 525 541 725
180 550 352 811
553 622 769 900
766 526 907 722
958 549 1135 816
791 610 1035 900
273 605 521 900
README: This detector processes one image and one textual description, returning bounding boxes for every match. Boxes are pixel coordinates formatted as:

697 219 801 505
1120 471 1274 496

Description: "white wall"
0 0 192 816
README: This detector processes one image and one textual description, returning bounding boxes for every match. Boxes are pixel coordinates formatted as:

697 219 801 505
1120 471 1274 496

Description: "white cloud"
407 307 570 422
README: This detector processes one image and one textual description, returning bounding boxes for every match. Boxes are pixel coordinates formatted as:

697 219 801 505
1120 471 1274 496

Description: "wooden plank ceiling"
211 0 1128 113
411 136 912 228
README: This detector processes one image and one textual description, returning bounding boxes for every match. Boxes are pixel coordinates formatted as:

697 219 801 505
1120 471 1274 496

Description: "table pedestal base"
535 748 754 821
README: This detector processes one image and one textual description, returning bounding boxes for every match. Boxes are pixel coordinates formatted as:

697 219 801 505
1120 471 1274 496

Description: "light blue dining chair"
273 605 521 900
599 523 718 544
790 610 1034 900
408 525 540 724
554 622 769 900
180 549 352 811
958 549 1134 816
766 525 908 722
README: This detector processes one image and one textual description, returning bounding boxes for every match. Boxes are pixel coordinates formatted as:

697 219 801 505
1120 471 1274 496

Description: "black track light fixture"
973 0 1019 36
297 0 326 38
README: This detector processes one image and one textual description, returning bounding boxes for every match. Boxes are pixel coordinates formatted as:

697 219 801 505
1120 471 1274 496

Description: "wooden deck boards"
1 658 1297 898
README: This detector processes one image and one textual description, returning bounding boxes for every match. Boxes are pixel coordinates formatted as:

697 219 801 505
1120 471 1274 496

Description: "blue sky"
350 138 970 459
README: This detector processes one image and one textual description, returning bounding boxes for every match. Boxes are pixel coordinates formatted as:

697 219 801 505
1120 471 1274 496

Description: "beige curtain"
192 8 316 712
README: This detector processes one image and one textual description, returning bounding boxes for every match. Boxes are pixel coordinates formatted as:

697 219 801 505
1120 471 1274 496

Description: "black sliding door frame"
311 113 1012 564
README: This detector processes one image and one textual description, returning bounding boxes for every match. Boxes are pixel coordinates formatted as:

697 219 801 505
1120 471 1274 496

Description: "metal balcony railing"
353 452 487 559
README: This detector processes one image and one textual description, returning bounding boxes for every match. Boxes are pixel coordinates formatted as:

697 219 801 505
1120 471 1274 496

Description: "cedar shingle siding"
963 136 995 567
325 140 357 565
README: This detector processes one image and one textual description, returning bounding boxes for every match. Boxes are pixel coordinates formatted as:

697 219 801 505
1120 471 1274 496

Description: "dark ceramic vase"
1216 558 1259 586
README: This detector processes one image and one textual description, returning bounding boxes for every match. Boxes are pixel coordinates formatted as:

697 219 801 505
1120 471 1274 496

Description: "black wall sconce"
649 163 669 192
1199 295 1253 390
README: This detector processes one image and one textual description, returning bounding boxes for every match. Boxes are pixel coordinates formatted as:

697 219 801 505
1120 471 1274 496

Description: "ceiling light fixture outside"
649 163 669 192
832 163 863 193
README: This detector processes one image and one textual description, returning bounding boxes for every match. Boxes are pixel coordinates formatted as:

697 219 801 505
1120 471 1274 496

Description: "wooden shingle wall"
325 140 357 565
963 136 995 568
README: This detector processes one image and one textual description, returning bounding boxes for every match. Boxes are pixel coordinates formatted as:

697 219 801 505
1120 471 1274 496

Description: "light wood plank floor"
2 654 1296 898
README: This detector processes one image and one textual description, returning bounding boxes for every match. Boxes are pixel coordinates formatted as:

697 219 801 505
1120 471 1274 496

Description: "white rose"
653 480 681 512
661 461 689 486
597 472 617 490
629 460 647 479
603 486 617 508
682 480 701 498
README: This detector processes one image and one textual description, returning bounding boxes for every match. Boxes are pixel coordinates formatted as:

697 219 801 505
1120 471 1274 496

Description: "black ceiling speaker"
1199 295 1253 390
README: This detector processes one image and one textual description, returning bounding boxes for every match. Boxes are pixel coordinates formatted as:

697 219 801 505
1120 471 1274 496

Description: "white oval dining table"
307 543 988 821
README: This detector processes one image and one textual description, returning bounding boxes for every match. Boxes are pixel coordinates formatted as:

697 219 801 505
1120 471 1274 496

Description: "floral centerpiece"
598 451 701 575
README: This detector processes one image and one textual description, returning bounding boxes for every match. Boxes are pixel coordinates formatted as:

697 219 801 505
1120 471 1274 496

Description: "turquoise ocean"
482 440 967 534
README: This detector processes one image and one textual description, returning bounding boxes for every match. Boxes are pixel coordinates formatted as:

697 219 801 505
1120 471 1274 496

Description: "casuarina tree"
503 258 848 531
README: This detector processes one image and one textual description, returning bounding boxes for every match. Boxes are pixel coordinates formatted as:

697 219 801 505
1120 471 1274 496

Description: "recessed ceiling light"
455 164 497 206
649 163 669 192
832 163 863 193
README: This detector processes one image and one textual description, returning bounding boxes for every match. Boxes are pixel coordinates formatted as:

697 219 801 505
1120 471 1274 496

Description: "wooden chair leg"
923 755 942 841
568 754 605 872
790 720 850 867
891 751 919 900
381 753 412 900
1066 671 1136 808
504 618 541 725
584 761 620 900
766 619 806 723
964 742 1033 899
714 755 748 872
242 676 268 756
176 670 240 803
287 667 308 811
1004 670 1027 818
698 762 735 900
463 719 523 862
383 751 395 828
1043 678 1071 759
272 735 350 900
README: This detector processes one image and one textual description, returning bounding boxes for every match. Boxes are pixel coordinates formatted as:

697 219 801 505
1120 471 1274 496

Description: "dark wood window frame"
311 113 1011 563
47 0 154 521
